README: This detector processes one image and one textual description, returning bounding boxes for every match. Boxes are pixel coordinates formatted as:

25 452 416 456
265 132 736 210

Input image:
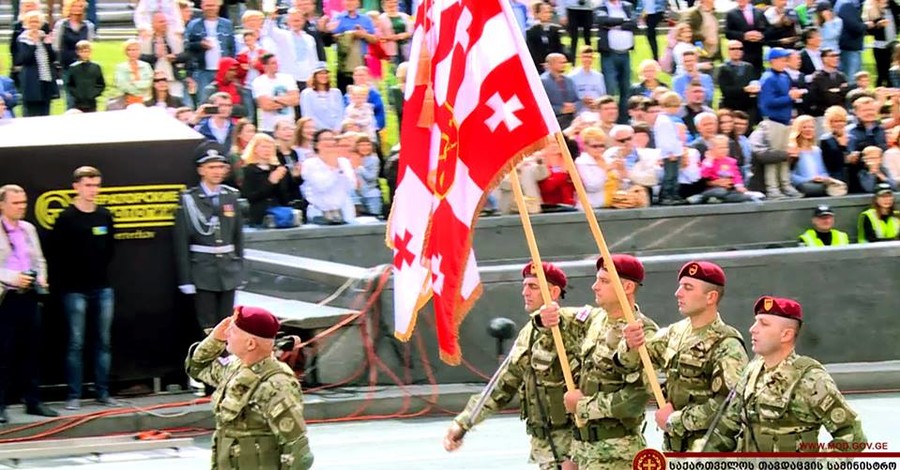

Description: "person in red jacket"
537 140 577 211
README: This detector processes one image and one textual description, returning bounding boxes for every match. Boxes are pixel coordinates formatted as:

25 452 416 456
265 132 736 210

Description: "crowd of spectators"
1 0 899 235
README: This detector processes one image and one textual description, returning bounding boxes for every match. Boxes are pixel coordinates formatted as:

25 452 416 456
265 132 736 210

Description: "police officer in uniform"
703 296 866 451
175 142 245 330
798 205 850 247
618 261 749 452
544 254 659 470
186 306 314 469
444 261 579 470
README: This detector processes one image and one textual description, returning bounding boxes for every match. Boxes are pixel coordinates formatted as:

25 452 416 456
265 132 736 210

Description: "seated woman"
789 115 835 197
240 133 296 228
301 130 358 225
857 184 899 243
573 126 610 210
690 135 753 204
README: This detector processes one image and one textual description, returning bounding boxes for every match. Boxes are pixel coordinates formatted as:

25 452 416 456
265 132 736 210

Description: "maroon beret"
678 261 726 286
754 296 803 323
522 261 567 290
596 254 645 285
234 306 281 339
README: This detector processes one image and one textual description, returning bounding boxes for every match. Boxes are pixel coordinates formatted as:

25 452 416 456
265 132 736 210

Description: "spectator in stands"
865 0 897 87
764 0 801 49
139 11 187 101
195 92 235 148
241 133 296 227
186 0 236 94
685 0 721 70
293 116 317 161
835 0 865 84
574 126 612 210
294 0 331 62
300 62 344 131
236 30 267 87
525 1 564 71
816 3 843 53
53 0 95 110
557 0 594 63
345 85 377 140
789 115 836 197
890 47 900 88
759 47 804 199
252 53 300 134
0 63 18 119
15 11 58 117
134 0 184 36
725 0 767 77
352 134 382 216
65 40 103 113
656 91 686 205
857 183 899 242
798 204 851 247
884 127 900 184
226 118 255 188
596 0 638 123
716 109 745 167
324 0 377 93
389 61 407 137
677 123 704 199
536 138 576 211
301 129 358 225
10 0 50 65
595 95 620 139
346 65 386 132
498 152 548 215
626 96 648 126
678 80 714 140
689 134 752 204
603 124 650 208
283 8 319 103
858 146 898 193
541 53 577 130
629 122 661 191
376 0 413 66
671 23 696 76
674 51 714 107
847 96 887 192
642 0 667 61
718 40 758 122
629 59 666 99
114 38 153 107
273 118 304 202
201 57 253 119
689 111 718 157
818 106 850 182
729 110 754 180
50 166 118 411
795 0 818 27
567 46 605 115
146 71 184 110
799 28 823 77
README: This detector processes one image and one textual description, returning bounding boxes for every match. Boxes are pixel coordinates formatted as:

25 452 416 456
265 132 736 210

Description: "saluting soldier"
444 261 581 470
703 296 866 452
187 306 314 469
542 254 659 470
174 142 245 330
618 261 749 452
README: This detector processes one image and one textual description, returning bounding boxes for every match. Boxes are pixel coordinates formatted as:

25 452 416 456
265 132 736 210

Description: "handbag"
265 206 297 228
824 178 848 197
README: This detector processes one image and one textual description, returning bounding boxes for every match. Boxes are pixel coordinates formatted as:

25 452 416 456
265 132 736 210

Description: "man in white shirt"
252 53 300 133
285 9 317 94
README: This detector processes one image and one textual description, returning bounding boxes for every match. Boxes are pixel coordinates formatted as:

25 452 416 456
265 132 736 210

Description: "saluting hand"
212 313 236 341
623 320 645 350
443 422 465 452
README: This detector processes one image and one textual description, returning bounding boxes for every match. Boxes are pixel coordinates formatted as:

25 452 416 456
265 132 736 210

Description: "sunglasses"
587 144 605 149
153 78 167 83
729 47 743 51
617 137 633 143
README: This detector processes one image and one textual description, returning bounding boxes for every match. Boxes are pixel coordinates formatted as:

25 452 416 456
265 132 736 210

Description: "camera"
204 105 220 115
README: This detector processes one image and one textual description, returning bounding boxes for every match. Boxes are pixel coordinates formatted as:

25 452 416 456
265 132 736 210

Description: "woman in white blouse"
301 129 359 225
574 126 611 209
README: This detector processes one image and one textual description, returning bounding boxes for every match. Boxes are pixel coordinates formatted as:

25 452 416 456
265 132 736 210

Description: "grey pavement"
3 393 898 469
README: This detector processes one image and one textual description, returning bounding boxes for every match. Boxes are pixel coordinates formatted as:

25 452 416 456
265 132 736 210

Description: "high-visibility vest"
798 229 850 247
857 208 900 243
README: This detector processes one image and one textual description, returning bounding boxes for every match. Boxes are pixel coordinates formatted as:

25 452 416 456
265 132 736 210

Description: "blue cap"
767 48 791 61
312 61 328 74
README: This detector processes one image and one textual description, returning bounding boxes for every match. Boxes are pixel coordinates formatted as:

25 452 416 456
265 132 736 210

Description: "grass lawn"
4 34 879 149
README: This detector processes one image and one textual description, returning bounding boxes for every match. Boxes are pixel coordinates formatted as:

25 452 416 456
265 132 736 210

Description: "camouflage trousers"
570 434 646 470
530 427 573 469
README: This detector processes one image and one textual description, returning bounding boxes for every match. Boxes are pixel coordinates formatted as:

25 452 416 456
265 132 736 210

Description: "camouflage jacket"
705 352 866 452
574 307 660 426
186 335 313 470
617 314 749 450
455 306 599 432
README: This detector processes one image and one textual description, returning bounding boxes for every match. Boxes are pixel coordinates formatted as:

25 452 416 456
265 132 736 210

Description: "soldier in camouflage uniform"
619 261 749 452
548 255 659 470
444 261 580 470
186 306 314 470
703 296 866 452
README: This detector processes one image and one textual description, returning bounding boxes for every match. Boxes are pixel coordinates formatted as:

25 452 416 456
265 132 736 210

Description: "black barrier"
0 111 202 390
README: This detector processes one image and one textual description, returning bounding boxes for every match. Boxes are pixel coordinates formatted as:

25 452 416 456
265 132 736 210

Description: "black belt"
573 422 637 442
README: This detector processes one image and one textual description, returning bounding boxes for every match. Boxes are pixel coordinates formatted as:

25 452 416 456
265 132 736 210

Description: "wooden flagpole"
555 132 666 406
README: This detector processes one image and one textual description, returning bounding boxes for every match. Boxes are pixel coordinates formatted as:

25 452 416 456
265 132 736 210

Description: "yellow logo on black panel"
35 185 186 233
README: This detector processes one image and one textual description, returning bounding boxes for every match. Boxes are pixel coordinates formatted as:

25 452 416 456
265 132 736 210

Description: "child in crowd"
65 40 105 112
345 85 377 140
691 135 753 203
352 134 383 217
236 30 266 86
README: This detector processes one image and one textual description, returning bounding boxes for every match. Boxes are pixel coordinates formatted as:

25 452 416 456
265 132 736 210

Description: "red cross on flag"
386 0 559 364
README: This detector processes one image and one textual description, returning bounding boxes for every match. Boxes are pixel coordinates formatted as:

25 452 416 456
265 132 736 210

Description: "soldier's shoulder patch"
830 407 848 424
217 355 236 366
278 416 296 433
575 306 591 322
